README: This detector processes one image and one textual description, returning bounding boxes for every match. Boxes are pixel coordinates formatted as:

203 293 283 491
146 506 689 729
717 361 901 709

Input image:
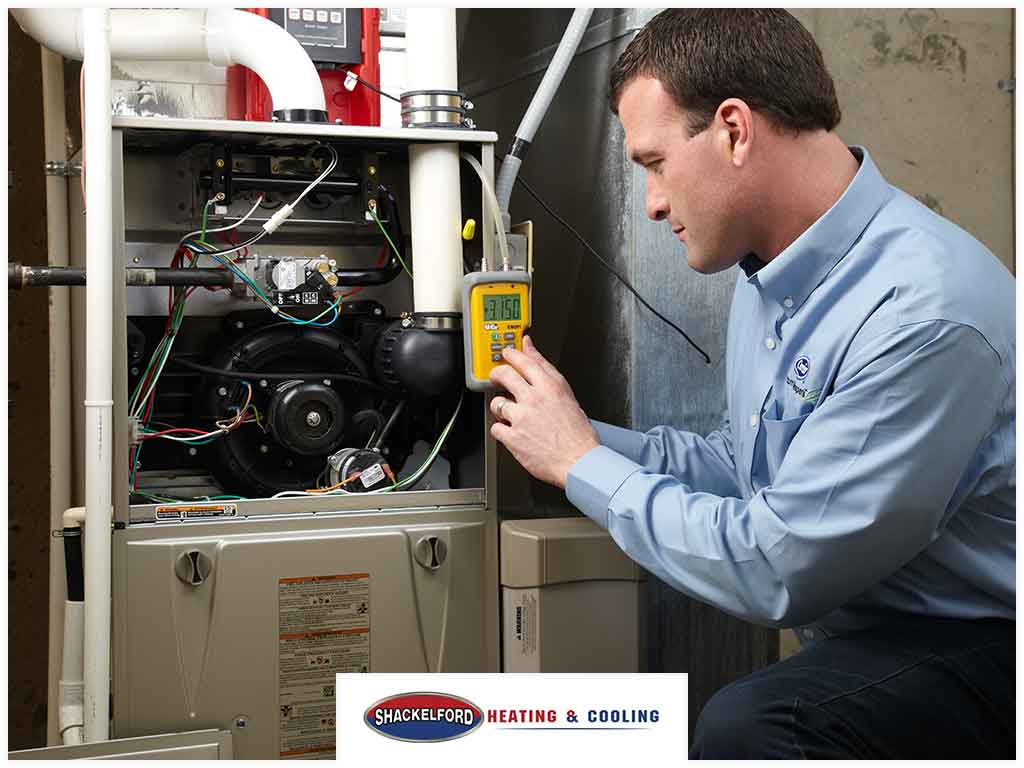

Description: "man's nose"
645 177 669 222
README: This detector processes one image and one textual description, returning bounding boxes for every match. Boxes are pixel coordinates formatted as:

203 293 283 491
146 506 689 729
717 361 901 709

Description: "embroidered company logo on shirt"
786 355 821 403
364 692 483 742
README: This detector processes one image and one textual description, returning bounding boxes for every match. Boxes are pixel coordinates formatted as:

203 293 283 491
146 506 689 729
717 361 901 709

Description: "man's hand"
488 335 599 489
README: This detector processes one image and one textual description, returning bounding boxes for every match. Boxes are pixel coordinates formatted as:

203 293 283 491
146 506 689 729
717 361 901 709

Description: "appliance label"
278 573 370 759
510 588 538 659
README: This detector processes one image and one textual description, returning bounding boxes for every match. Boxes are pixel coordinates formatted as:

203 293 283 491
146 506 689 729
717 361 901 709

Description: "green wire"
198 198 215 245
369 206 413 279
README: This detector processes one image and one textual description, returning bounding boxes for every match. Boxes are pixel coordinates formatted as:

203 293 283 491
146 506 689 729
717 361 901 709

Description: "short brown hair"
609 9 841 136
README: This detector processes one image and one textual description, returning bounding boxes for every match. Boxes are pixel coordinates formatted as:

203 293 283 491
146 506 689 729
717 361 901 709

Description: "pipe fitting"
11 8 326 117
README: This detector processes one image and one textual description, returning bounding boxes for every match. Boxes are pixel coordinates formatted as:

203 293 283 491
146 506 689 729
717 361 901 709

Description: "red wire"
341 245 390 298
140 427 209 439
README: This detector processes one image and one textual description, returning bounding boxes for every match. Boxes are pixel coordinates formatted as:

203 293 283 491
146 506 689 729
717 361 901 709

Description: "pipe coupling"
400 90 475 129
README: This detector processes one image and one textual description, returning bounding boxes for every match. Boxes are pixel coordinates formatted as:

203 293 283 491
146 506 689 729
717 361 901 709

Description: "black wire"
347 71 402 103
378 184 407 269
188 232 265 258
513 173 712 366
171 357 392 393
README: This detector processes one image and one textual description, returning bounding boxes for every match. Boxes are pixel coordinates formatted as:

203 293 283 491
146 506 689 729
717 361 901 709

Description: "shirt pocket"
761 397 811 479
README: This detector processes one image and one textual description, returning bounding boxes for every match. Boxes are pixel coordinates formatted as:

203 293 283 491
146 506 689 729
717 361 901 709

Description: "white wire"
147 429 229 443
131 339 176 419
181 194 265 245
292 144 339 208
461 152 511 270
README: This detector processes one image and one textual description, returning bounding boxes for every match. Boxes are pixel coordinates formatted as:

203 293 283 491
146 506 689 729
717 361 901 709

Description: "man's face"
617 76 750 274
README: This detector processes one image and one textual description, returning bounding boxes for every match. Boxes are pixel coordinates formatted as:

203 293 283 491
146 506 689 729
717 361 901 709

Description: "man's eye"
647 161 663 174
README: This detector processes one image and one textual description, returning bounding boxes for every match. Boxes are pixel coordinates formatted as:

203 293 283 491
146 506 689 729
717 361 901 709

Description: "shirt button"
749 414 758 429
783 297 794 309
801 628 816 641
765 338 776 351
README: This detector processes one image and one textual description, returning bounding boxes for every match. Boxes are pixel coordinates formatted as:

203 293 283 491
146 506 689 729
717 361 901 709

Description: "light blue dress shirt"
566 147 1015 638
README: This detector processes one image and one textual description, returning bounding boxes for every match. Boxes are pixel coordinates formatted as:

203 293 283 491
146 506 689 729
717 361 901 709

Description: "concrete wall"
793 8 1014 272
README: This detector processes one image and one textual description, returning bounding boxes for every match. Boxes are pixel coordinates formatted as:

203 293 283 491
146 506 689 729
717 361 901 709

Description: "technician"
488 9 1015 759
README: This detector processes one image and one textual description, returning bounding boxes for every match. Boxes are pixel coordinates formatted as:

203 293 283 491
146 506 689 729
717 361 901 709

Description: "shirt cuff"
565 445 643 529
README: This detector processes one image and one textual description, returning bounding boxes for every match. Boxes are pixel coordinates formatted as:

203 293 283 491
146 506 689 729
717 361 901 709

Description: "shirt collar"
747 146 892 314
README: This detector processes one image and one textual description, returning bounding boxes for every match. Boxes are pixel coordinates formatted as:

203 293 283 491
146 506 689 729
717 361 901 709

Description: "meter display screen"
483 294 521 322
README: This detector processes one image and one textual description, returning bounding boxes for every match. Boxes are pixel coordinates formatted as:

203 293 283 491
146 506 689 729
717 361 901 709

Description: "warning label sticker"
279 573 370 759
512 588 538 658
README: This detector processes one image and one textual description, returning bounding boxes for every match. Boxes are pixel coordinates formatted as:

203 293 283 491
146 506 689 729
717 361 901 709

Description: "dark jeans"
691 616 1015 759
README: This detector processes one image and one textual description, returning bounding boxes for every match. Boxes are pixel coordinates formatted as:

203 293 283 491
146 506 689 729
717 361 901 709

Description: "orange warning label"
279 573 369 584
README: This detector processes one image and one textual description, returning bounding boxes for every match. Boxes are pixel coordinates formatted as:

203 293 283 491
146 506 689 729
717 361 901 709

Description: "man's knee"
691 677 798 759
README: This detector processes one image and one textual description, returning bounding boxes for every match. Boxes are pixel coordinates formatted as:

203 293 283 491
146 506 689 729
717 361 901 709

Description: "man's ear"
714 98 754 168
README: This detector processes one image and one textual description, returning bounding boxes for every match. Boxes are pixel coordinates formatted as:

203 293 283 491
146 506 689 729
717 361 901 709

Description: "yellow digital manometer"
462 270 531 391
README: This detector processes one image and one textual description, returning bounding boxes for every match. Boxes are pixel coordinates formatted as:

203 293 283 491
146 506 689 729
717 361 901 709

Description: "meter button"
490 343 502 351
491 353 502 362
503 332 516 340
491 333 500 341
503 343 515 349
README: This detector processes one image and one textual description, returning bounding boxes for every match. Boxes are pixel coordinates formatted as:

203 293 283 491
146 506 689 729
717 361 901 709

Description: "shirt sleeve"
566 320 1006 627
590 416 742 499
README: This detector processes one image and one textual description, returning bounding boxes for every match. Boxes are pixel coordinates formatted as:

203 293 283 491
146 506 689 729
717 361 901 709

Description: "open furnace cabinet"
79 117 501 759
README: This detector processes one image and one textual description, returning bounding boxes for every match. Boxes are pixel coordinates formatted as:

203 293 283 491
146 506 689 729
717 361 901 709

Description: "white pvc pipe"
82 8 113 744
408 143 464 312
495 8 594 217
42 44 74 746
204 8 325 114
405 9 463 313
59 601 85 746
10 7 325 114
405 8 459 91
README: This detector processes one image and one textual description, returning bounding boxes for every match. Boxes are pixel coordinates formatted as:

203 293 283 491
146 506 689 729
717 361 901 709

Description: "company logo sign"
364 692 483 742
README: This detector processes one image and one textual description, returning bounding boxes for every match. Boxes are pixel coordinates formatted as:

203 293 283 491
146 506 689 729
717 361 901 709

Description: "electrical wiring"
133 491 249 504
292 144 340 208
270 390 464 498
284 297 341 327
369 206 413 278
170 358 390 392
128 143 362 495
137 383 256 445
512 170 712 365
345 70 402 103
180 194 265 245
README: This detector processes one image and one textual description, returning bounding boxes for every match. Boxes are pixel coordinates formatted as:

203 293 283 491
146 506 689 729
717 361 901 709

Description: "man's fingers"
490 396 516 422
488 363 530 401
490 421 513 445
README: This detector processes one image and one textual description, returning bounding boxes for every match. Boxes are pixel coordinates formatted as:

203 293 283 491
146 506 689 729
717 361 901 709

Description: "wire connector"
262 204 295 235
